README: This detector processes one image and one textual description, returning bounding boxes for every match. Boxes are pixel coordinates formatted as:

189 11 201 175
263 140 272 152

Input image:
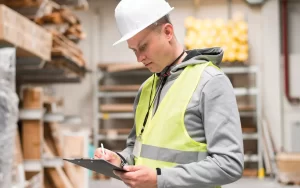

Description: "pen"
101 143 105 157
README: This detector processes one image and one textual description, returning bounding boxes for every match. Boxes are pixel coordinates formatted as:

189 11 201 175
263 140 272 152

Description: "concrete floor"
90 178 300 188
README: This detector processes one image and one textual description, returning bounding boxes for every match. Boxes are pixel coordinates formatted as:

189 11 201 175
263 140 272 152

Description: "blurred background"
0 0 300 187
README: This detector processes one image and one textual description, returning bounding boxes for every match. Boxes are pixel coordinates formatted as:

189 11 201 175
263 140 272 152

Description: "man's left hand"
114 165 157 188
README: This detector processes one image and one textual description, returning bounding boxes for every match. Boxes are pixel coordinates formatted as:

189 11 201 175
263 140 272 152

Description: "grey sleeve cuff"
157 169 166 188
118 147 135 165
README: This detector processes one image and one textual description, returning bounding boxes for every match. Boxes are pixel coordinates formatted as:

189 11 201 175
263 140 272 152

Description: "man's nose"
137 53 146 63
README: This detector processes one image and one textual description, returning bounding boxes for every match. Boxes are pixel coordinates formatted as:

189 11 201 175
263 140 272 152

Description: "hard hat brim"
112 7 174 46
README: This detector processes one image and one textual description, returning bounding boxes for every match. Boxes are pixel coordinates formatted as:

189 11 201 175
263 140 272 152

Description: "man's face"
127 25 172 73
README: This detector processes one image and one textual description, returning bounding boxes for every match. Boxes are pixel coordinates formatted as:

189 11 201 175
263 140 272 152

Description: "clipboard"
63 158 127 180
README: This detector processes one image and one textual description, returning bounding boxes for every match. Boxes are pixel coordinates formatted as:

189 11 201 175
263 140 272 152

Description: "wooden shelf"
243 169 258 177
98 63 146 73
238 105 255 111
99 128 131 135
100 104 133 112
242 127 257 133
99 85 140 92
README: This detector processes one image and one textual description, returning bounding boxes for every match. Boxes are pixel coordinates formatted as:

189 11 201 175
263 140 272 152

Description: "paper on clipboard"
63 158 127 180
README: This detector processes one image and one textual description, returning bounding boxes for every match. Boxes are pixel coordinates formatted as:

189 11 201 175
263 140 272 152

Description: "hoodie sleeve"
157 74 244 188
117 86 142 165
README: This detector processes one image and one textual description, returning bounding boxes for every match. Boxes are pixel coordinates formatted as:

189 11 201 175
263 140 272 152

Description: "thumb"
123 165 143 172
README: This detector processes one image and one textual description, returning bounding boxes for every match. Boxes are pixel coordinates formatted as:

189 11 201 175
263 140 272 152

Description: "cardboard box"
0 5 52 60
276 153 300 183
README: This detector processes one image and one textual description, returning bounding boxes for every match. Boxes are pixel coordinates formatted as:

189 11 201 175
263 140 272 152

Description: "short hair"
150 14 172 32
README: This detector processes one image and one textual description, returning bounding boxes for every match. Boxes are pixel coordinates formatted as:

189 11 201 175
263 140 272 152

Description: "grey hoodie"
119 47 244 188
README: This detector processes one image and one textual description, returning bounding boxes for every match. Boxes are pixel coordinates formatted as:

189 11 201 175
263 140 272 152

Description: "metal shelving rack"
94 63 262 176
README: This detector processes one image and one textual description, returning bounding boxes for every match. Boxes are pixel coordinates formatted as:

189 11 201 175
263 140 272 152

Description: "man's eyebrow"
129 39 147 51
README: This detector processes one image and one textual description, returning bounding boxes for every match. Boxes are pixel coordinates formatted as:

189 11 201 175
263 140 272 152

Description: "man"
94 0 244 187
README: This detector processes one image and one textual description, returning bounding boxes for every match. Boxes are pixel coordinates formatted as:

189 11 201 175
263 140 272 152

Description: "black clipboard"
63 158 127 180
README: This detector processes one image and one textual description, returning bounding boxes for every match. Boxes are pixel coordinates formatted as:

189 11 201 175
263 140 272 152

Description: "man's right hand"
94 148 122 167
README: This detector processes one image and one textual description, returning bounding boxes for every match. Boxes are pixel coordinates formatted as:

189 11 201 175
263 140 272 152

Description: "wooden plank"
40 12 64 24
100 85 140 92
25 171 43 188
97 63 146 72
59 8 79 25
242 127 257 133
44 142 74 188
238 105 255 111
0 0 44 7
22 120 43 160
107 63 145 73
62 134 86 188
100 104 133 112
22 87 43 109
99 128 132 135
44 124 60 157
243 169 258 177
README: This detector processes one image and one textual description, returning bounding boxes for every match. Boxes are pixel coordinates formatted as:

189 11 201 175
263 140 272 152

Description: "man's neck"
170 43 187 66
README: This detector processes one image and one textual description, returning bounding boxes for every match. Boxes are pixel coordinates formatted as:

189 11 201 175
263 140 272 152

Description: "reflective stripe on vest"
140 144 208 164
134 62 219 168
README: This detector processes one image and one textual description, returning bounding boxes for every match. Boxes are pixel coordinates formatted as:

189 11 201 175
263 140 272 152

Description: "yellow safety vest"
134 62 219 168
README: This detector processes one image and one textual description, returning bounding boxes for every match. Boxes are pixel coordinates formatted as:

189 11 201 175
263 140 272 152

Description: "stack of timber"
51 30 86 72
0 4 52 61
34 6 86 43
17 87 87 187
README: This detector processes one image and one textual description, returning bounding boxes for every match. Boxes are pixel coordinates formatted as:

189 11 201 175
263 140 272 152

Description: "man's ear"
163 23 174 42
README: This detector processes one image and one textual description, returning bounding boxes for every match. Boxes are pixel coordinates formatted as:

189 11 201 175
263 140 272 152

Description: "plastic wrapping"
0 48 19 188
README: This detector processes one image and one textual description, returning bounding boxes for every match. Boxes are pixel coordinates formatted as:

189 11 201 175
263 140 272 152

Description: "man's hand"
114 165 157 188
94 148 121 167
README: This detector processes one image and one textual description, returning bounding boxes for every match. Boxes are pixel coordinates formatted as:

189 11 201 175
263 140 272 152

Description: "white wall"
261 0 283 151
282 0 300 152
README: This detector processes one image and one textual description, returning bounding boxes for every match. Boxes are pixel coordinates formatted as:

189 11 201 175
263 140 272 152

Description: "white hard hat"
113 0 174 46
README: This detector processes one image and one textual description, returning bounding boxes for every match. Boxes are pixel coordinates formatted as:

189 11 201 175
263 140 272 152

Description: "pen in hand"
101 143 106 158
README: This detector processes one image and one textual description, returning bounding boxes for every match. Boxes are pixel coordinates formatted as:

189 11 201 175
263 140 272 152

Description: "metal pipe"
281 0 300 104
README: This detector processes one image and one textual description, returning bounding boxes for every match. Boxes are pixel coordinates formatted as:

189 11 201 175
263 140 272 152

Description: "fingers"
123 165 142 172
94 148 103 159
114 170 137 182
94 148 111 159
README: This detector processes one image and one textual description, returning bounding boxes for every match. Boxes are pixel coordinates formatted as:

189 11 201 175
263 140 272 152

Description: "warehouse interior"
0 0 300 187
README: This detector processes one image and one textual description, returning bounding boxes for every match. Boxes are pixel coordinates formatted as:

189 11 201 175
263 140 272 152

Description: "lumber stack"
17 87 87 187
31 3 88 74
34 6 86 43
51 31 86 68
0 4 52 61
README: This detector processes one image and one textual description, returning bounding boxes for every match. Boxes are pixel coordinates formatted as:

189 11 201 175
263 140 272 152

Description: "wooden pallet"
99 85 140 92
100 104 133 112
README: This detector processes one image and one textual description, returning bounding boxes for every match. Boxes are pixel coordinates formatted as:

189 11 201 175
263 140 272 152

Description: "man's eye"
139 44 147 52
